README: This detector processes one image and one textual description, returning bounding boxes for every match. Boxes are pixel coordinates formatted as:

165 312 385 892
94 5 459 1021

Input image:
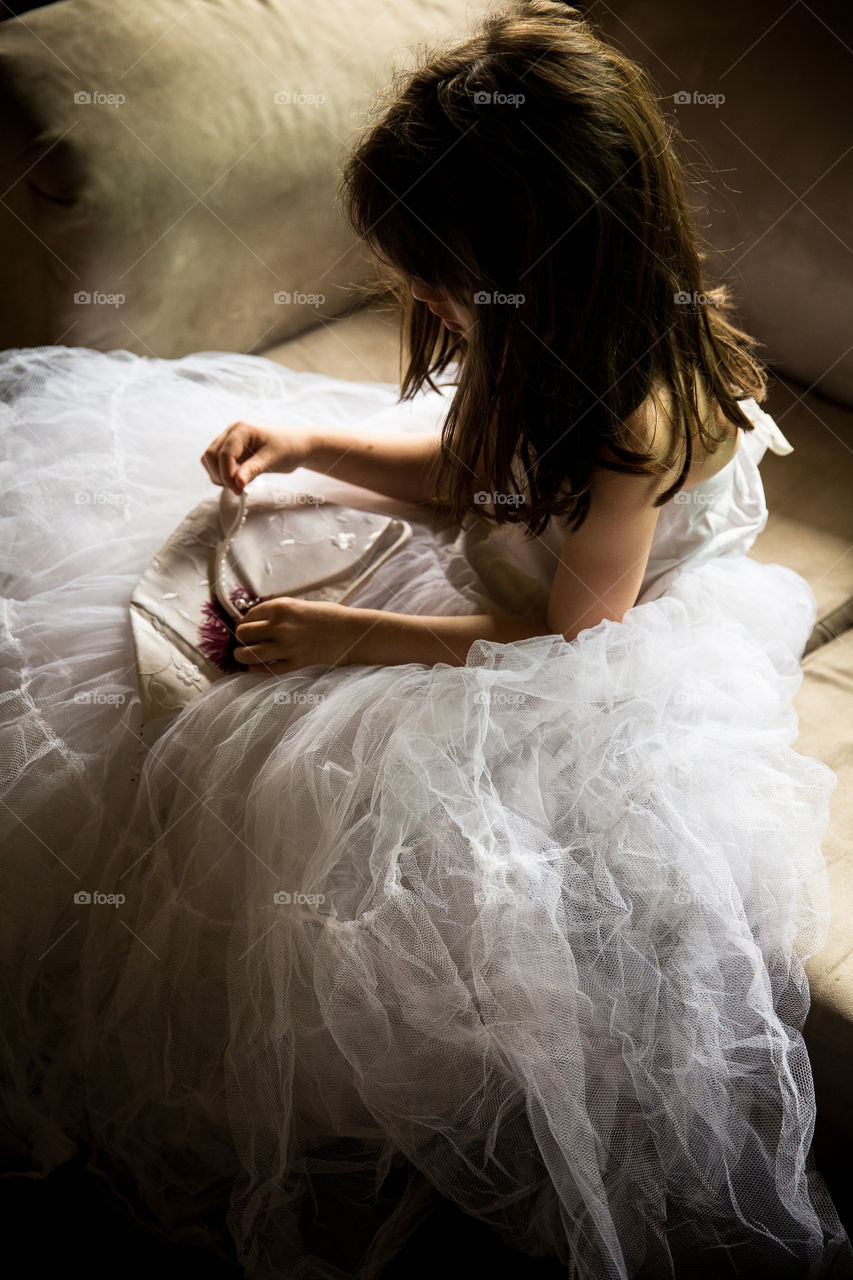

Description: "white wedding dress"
1 345 851 1280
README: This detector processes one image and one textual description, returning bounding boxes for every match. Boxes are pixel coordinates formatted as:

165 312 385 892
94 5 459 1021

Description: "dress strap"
739 398 794 455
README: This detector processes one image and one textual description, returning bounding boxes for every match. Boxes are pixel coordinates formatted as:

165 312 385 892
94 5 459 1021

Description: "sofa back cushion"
595 1 853 408
0 0 496 357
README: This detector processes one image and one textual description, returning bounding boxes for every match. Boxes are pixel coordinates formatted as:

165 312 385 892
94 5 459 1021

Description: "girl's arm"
304 428 462 506
234 419 670 672
202 420 470 505
344 607 550 667
339 438 668 666
544 453 666 644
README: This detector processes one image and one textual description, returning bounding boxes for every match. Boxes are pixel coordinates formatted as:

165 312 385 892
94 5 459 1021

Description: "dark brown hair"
337 0 766 536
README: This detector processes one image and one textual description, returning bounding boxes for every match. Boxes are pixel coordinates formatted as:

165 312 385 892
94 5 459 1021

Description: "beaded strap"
211 486 411 617
213 489 249 621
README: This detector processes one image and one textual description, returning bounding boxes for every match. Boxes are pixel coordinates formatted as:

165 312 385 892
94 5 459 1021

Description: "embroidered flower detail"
174 658 203 688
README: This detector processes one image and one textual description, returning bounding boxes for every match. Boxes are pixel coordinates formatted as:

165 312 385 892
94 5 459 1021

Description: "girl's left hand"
233 597 370 674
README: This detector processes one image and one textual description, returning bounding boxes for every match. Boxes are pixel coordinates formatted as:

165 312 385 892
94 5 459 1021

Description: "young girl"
1 2 850 1278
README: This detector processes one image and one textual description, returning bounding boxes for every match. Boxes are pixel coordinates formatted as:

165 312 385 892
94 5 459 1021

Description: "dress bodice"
435 398 794 616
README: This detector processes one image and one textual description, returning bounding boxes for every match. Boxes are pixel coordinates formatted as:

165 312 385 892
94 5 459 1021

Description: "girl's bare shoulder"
619 373 740 494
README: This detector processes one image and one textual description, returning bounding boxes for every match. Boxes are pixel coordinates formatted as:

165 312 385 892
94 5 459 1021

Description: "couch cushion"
748 376 853 652
594 0 853 408
794 629 853 1146
262 305 402 384
0 0 496 357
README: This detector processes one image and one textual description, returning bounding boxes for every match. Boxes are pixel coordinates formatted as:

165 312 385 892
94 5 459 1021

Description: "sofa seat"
263 306 402 385
795 629 853 1155
750 377 853 652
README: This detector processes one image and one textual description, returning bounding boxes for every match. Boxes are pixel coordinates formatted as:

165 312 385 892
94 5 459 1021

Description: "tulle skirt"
1 346 850 1279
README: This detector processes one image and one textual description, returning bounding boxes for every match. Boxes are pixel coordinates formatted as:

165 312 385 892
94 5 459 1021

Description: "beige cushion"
794 630 853 1147
0 0 496 357
748 376 853 652
263 304 402 384
592 1 853 406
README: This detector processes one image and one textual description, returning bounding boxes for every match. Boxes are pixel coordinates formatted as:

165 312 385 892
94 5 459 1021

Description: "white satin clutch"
130 481 412 726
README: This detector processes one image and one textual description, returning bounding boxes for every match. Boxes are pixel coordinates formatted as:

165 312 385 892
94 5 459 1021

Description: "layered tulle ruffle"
1 346 850 1279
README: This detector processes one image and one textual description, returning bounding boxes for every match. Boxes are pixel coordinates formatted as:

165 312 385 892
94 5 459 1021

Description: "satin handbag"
130 480 412 726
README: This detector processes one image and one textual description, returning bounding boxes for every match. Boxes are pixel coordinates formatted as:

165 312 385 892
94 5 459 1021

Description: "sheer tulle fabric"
1 347 850 1279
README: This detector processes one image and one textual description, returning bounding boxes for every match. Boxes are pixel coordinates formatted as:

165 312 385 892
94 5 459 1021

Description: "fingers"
233 643 289 667
233 617 277 666
233 607 298 665
234 442 277 491
233 619 268 640
218 439 239 491
233 643 271 664
218 424 248 491
238 597 297 626
200 421 258 494
200 424 235 488
232 599 304 666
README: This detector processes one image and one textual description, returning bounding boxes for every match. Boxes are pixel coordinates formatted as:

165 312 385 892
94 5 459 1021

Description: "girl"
1 2 849 1278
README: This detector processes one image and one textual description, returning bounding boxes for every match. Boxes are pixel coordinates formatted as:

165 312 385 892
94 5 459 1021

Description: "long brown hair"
337 0 767 537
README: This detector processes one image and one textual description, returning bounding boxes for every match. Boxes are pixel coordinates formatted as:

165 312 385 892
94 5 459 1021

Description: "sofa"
1 0 851 1257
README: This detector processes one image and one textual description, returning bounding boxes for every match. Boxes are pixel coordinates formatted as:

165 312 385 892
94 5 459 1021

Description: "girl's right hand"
201 421 315 494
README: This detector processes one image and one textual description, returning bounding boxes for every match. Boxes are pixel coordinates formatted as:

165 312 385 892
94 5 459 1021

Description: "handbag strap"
325 518 412 605
213 489 249 620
